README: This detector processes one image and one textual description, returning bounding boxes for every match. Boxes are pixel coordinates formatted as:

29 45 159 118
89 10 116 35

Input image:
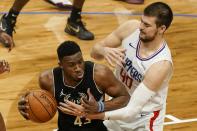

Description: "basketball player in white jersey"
82 2 173 131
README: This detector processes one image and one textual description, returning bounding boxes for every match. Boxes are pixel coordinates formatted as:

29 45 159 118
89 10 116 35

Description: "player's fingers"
105 55 115 67
118 48 126 53
59 102 80 113
109 50 120 60
112 50 125 62
114 49 126 58
116 60 125 69
58 106 79 116
87 88 95 102
19 110 30 120
108 51 125 67
18 96 28 105
64 100 84 111
81 97 92 108
18 105 29 110
81 98 90 109
109 51 124 63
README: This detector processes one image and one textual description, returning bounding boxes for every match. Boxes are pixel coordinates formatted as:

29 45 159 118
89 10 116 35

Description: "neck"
139 35 165 59
63 71 79 87
141 35 164 52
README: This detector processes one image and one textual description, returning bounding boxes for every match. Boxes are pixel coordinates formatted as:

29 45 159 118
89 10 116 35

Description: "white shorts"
104 108 165 131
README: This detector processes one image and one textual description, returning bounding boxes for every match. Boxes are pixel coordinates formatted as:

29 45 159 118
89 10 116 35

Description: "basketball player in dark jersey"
18 40 130 131
0 0 93 49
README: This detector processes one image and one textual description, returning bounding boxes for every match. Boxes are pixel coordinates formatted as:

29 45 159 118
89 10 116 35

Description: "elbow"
91 44 104 60
125 94 130 106
121 89 130 107
120 95 130 108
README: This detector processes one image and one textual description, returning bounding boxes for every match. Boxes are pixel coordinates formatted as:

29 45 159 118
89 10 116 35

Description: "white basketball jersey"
115 29 173 112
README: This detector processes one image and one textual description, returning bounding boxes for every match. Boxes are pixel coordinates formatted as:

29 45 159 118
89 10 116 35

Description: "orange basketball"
25 90 57 123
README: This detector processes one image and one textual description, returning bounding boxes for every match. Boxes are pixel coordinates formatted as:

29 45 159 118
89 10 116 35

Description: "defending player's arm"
91 20 140 67
102 61 173 121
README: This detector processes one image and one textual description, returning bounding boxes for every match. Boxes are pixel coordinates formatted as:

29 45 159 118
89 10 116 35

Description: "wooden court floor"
0 0 196 130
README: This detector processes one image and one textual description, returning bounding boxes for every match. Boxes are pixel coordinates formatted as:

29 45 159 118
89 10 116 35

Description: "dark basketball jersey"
53 61 107 131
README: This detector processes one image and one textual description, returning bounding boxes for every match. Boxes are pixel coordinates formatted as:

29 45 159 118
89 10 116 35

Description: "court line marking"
0 11 197 18
165 114 181 122
164 115 197 125
164 116 197 125
44 16 66 43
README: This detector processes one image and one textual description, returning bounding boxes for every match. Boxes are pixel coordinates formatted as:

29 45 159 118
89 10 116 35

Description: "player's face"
60 52 85 81
139 15 158 42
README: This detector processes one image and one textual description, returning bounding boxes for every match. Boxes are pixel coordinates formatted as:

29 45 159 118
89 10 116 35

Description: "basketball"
25 90 57 123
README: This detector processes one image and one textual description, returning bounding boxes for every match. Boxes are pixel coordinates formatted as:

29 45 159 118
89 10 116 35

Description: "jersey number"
74 116 91 126
120 68 133 89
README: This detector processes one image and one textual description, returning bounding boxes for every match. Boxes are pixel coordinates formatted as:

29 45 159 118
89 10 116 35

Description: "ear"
159 25 167 34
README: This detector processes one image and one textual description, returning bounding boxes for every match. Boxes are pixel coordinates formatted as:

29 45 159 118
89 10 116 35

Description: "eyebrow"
141 18 151 26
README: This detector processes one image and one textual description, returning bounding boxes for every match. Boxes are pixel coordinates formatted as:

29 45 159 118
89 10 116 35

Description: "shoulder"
39 69 54 92
39 69 53 81
94 64 112 77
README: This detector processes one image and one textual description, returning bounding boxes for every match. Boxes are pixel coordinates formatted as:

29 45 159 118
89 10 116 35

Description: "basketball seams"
32 91 53 118
39 90 57 114
25 90 57 123
27 93 44 123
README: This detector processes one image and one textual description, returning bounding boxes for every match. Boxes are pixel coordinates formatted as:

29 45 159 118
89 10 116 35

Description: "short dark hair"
144 2 173 29
57 41 81 61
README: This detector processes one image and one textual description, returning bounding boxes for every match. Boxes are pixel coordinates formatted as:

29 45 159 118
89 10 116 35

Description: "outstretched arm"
91 20 140 67
83 61 172 120
103 61 173 121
